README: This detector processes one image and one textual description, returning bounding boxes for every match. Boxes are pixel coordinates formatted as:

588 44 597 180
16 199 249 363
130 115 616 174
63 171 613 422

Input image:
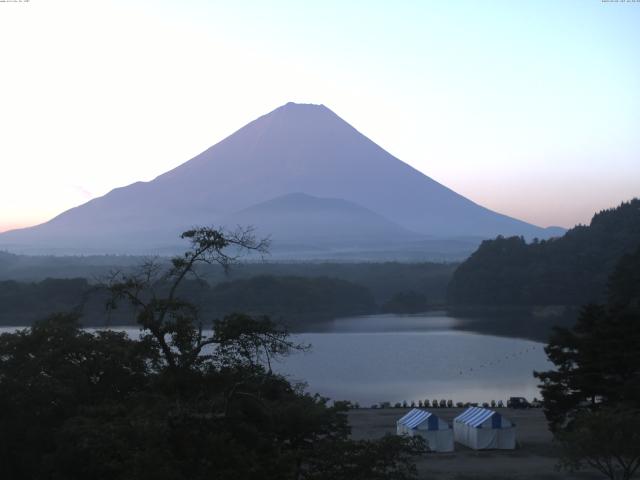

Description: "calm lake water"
0 312 552 406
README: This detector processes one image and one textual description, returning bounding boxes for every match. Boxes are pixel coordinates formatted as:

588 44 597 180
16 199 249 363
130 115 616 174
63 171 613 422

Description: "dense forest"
0 253 455 303
447 199 640 306
0 276 374 327
210 276 374 322
0 278 94 325
0 251 143 280
533 244 640 479
0 275 448 327
0 227 425 480
0 259 456 326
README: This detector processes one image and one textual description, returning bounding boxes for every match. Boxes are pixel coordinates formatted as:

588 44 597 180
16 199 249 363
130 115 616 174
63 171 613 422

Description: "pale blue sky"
0 0 638 231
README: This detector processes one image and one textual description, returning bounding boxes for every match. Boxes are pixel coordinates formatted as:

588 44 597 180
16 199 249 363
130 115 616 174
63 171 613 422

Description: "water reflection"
300 312 462 334
279 328 551 405
0 313 554 405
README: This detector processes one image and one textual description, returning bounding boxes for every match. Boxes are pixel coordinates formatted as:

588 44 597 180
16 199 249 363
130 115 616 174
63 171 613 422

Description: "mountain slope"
228 193 421 246
447 199 640 306
0 102 561 254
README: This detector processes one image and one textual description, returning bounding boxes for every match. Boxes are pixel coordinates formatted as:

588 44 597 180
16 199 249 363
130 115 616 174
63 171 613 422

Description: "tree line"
0 250 455 303
0 227 425 480
0 273 445 327
535 244 640 479
447 199 640 306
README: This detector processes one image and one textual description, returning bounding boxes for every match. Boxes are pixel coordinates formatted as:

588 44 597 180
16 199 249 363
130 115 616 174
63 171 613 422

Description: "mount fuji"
0 102 563 257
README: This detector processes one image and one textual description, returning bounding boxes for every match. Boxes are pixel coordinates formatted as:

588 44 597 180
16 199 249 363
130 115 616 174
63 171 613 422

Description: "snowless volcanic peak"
0 102 560 254
227 192 422 246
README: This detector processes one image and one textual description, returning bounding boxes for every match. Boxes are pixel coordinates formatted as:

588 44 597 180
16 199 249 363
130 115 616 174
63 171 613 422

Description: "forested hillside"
210 276 375 322
447 199 640 306
0 278 92 325
607 243 640 312
0 258 455 326
0 275 377 327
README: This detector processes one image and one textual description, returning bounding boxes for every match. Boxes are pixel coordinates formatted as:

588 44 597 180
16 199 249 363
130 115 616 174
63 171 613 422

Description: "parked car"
530 398 543 408
507 396 531 409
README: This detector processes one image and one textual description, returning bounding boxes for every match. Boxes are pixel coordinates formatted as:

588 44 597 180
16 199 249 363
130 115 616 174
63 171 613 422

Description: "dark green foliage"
210 275 376 322
0 252 456 327
0 254 456 307
0 227 424 479
557 408 640 480
448 199 640 306
0 314 153 480
0 275 377 327
208 262 455 307
607 244 640 313
0 278 91 324
0 267 445 327
381 290 428 314
303 435 425 480
0 314 349 480
534 304 640 431
535 244 640 431
535 248 640 478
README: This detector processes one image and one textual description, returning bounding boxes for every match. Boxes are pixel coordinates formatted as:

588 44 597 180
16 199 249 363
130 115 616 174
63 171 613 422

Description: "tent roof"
397 409 442 429
454 407 499 427
397 408 422 424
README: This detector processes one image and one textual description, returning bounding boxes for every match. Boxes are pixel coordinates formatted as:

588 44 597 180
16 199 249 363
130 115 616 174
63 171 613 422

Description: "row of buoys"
457 345 538 376
367 399 510 409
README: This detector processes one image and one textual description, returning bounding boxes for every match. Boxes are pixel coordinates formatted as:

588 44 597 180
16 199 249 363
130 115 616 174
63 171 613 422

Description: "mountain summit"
0 102 562 256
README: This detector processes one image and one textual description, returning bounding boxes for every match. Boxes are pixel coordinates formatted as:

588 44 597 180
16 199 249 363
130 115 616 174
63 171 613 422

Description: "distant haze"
1 1 638 232
0 103 565 258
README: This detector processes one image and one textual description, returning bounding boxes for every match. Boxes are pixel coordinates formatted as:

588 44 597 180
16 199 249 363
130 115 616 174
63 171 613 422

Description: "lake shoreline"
1 314 553 405
2 306 574 343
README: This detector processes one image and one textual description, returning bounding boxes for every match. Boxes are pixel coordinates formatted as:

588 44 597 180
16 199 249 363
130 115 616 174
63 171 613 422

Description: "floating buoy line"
456 344 540 376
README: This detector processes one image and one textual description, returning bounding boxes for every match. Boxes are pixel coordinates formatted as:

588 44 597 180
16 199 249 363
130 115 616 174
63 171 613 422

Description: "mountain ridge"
0 102 564 256
227 192 421 246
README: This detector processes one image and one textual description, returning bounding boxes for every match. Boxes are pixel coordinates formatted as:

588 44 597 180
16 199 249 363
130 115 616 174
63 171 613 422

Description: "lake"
277 313 552 405
0 312 552 406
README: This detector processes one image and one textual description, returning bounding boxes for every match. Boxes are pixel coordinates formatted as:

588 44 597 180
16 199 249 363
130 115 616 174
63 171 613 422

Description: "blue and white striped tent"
396 409 454 452
453 407 515 450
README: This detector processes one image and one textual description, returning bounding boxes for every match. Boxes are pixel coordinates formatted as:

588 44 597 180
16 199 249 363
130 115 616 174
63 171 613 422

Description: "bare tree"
105 226 271 369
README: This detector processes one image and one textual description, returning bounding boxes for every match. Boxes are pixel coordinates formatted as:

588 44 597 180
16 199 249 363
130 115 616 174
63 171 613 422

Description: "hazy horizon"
1 1 639 233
